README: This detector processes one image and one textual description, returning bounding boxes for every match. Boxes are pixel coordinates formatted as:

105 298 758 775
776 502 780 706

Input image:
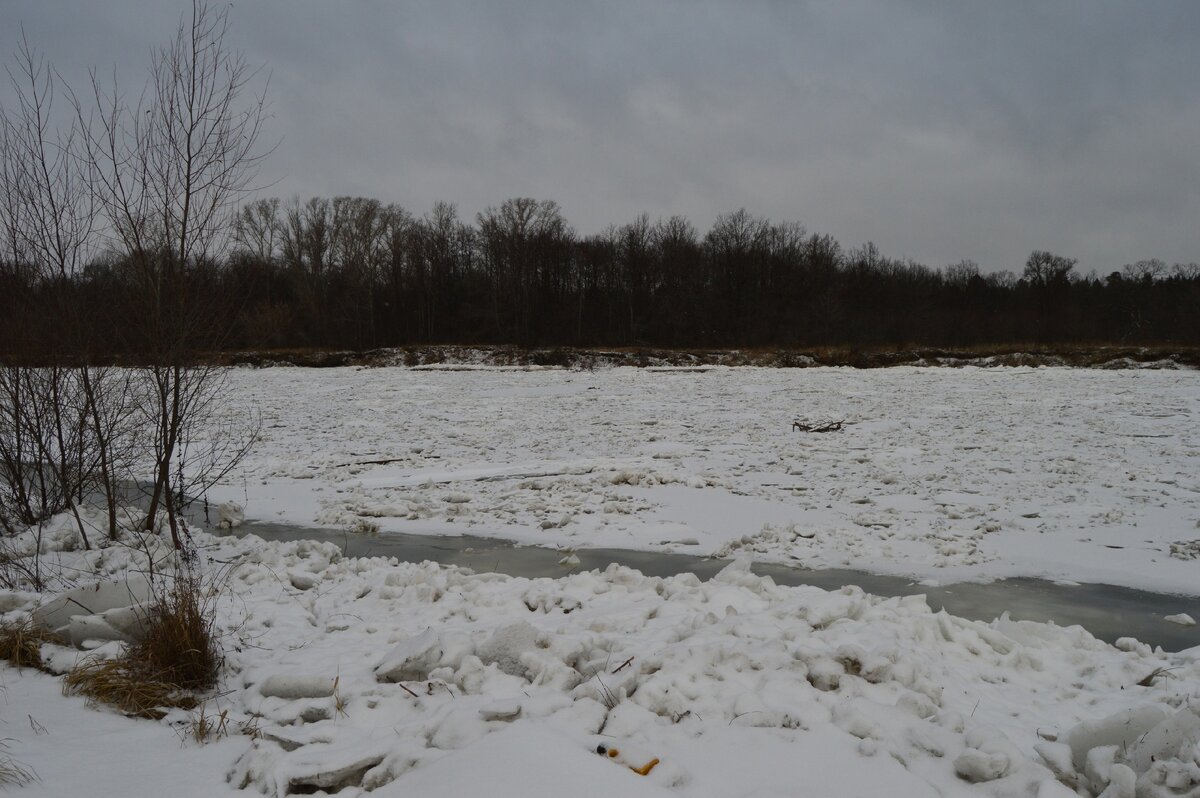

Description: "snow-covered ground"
4 528 1200 797
213 366 1200 594
5 365 1200 797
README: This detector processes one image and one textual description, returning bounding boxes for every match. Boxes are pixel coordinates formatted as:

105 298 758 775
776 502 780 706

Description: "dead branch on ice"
792 420 844 433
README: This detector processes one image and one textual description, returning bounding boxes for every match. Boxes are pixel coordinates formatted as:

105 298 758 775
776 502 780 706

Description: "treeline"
3 196 1199 356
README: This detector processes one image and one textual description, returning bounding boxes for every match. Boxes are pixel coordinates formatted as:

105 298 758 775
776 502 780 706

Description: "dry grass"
0 741 36 787
0 617 52 670
126 573 222 691
62 658 199 719
63 569 222 718
237 715 262 739
1136 666 1179 687
186 703 230 744
333 675 350 718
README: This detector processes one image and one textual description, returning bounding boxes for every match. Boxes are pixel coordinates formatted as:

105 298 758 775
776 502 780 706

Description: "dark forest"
3 195 1197 359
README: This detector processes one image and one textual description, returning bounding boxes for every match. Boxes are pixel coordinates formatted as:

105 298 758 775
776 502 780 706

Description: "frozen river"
215 364 1200 594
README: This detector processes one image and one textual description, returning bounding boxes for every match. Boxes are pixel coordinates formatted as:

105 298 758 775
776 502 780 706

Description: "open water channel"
220 519 1200 651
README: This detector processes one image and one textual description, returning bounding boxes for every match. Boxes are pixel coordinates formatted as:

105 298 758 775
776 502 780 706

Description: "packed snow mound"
6 528 1200 797
31 575 154 647
1038 704 1200 796
259 675 338 700
374 627 445 682
168 533 1199 797
218 501 246 528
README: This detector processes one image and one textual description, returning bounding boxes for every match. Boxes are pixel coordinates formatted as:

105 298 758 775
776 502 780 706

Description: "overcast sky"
4 1 1199 273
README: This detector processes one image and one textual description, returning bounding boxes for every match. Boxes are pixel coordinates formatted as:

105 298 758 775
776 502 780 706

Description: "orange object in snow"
596 742 660 776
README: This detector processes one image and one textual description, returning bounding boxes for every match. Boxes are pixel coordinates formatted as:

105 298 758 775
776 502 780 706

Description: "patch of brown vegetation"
62 571 221 718
62 658 198 719
127 573 221 691
0 617 52 670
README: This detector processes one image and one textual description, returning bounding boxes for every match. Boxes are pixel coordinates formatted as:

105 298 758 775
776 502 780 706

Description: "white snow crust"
3 530 1199 797
4 364 1199 796
209 365 1200 593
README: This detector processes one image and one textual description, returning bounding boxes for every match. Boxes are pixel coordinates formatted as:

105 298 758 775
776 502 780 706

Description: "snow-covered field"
214 365 1200 594
5 364 1200 797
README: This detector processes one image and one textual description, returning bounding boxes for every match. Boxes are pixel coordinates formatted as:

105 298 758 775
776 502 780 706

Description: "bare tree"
0 367 99 548
331 196 386 344
280 196 332 341
1174 262 1200 280
476 198 570 344
0 38 123 547
235 197 281 263
81 0 268 546
1122 259 1167 283
944 260 981 288
1022 250 1077 288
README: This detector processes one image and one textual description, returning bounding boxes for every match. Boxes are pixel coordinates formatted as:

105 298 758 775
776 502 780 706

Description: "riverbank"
218 343 1200 370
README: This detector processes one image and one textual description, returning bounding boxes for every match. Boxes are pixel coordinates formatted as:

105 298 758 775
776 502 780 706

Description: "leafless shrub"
0 35 138 546
0 367 102 549
80 367 138 542
0 528 42 590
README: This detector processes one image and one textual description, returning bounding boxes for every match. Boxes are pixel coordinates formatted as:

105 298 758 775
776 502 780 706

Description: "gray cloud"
4 0 1198 272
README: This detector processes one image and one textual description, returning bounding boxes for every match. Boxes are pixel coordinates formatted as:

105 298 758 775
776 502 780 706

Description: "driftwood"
333 457 407 468
612 656 635 674
792 420 844 433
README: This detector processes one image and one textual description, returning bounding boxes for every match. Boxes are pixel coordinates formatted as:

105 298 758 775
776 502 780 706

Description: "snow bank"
223 532 1200 797
31 575 153 647
4 526 1200 796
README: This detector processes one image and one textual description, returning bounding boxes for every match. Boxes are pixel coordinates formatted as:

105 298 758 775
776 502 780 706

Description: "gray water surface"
223 520 1200 652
